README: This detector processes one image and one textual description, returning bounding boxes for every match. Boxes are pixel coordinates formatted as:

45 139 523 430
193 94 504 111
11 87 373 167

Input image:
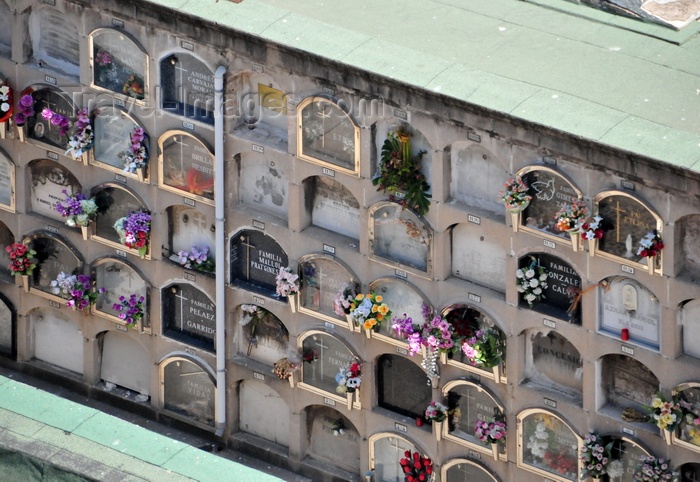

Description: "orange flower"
371 304 379 313
363 319 376 330
376 314 384 321
355 294 364 301
378 304 389 315
374 295 383 302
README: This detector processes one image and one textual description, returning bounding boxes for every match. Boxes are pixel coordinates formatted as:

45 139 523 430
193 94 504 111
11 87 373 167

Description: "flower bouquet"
41 108 71 137
112 294 145 328
55 190 98 238
120 127 149 178
421 314 456 364
555 199 589 251
392 314 423 356
51 272 103 313
14 94 34 142
461 327 505 382
581 215 604 257
516 257 548 307
0 81 12 138
122 74 145 100
65 108 94 161
275 266 300 311
425 401 448 441
272 357 300 386
350 292 391 337
373 128 431 216
6 242 37 277
399 450 433 482
113 210 151 258
646 392 686 443
638 230 663 274
335 360 362 409
177 246 214 273
633 455 673 482
333 283 359 329
579 431 612 480
475 417 506 460
498 178 532 212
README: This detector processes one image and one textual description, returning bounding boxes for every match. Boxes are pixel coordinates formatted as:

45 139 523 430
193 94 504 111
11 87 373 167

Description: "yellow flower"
355 294 364 301
375 295 383 302
371 304 379 313
652 397 664 409
379 304 389 315
363 319 376 330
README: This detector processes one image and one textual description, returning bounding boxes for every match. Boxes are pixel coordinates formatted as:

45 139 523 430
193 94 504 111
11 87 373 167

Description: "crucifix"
611 201 626 243
239 235 255 280
311 336 329 381
173 60 188 104
386 437 410 478
170 136 188 173
683 468 699 482
191 212 207 233
452 462 472 482
174 288 189 331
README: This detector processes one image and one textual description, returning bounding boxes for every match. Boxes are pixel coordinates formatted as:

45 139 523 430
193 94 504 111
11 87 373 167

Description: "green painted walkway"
0 375 284 482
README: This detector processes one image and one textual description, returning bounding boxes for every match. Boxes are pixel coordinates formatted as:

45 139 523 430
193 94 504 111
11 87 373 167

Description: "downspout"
214 64 227 437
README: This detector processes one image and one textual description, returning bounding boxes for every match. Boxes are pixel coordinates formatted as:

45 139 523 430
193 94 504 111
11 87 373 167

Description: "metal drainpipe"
214 65 227 437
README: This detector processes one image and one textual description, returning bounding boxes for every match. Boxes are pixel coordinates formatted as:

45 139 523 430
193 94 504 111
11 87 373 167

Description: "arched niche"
161 283 215 352
450 143 506 212
90 184 150 258
675 214 700 278
442 458 501 482
369 202 432 276
98 330 150 397
681 299 700 359
377 354 432 419
229 229 288 298
443 380 506 458
297 97 360 176
368 278 430 347
600 354 659 418
158 131 214 205
0 147 16 213
24 232 82 297
303 175 360 241
298 254 359 328
91 258 149 331
239 380 289 447
0 2 11 53
237 153 288 220
594 192 662 269
30 307 83 375
21 85 77 149
0 294 16 358
166 205 215 270
306 405 361 473
600 435 651 482
368 433 423 482
517 409 580 481
237 304 289 366
518 253 582 324
28 159 81 222
298 331 359 407
517 166 583 242
523 329 583 405
160 355 215 428
451 223 506 292
679 463 700 482
29 7 79 76
92 106 149 180
443 304 506 382
598 276 660 350
89 28 148 102
0 221 14 283
674 383 700 452
225 69 288 139
159 52 214 125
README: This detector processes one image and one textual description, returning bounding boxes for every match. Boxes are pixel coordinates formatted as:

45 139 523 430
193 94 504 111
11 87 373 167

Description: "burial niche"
159 131 214 204
91 185 149 255
22 87 76 149
523 330 582 404
595 192 661 267
378 354 432 420
299 331 357 402
29 8 80 76
238 304 289 366
239 380 289 447
599 436 650 482
92 107 148 177
160 53 214 125
443 459 499 482
162 283 215 352
0 3 10 53
450 143 506 213
452 223 506 292
518 410 579 481
518 167 582 239
0 294 15 359
307 406 361 473
32 308 83 375
681 299 700 360
369 434 420 482
99 330 150 397
600 354 659 417
25 233 82 295
370 202 432 274
90 28 148 101
29 159 81 222
166 205 215 272
369 278 430 345
598 277 660 350
679 463 700 482
297 97 359 175
0 221 14 283
305 176 360 241
298 255 358 326
444 380 505 456
230 229 288 297
238 154 288 220
678 214 700 277
674 383 700 451
519 253 582 324
0 149 15 212
92 259 148 329
161 356 215 427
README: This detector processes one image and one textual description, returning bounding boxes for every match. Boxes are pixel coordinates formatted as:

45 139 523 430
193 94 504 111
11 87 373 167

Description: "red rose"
402 466 410 473
426 467 432 475
138 231 146 239
400 459 408 466
419 475 425 481
422 458 430 466
413 452 420 461
639 249 648 258
656 242 664 250
135 239 146 248
647 249 656 257
595 230 604 239
404 451 410 458
413 462 421 469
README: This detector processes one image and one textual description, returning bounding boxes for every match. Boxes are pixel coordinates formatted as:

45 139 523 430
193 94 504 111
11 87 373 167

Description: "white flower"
0 102 8 112
525 293 536 302
516 269 524 279
66 218 76 227
525 269 535 278
529 279 539 288
539 273 548 281
533 288 542 295
0 86 9 95
516 285 525 293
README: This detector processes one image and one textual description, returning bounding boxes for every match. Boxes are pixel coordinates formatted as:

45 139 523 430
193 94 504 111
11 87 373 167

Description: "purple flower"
19 94 33 108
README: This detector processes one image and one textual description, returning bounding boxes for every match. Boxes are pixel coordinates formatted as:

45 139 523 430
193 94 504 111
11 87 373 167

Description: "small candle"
415 418 424 427
621 328 629 341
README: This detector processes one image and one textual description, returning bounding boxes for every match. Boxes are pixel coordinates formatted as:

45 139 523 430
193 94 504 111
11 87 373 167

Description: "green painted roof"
149 0 700 172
